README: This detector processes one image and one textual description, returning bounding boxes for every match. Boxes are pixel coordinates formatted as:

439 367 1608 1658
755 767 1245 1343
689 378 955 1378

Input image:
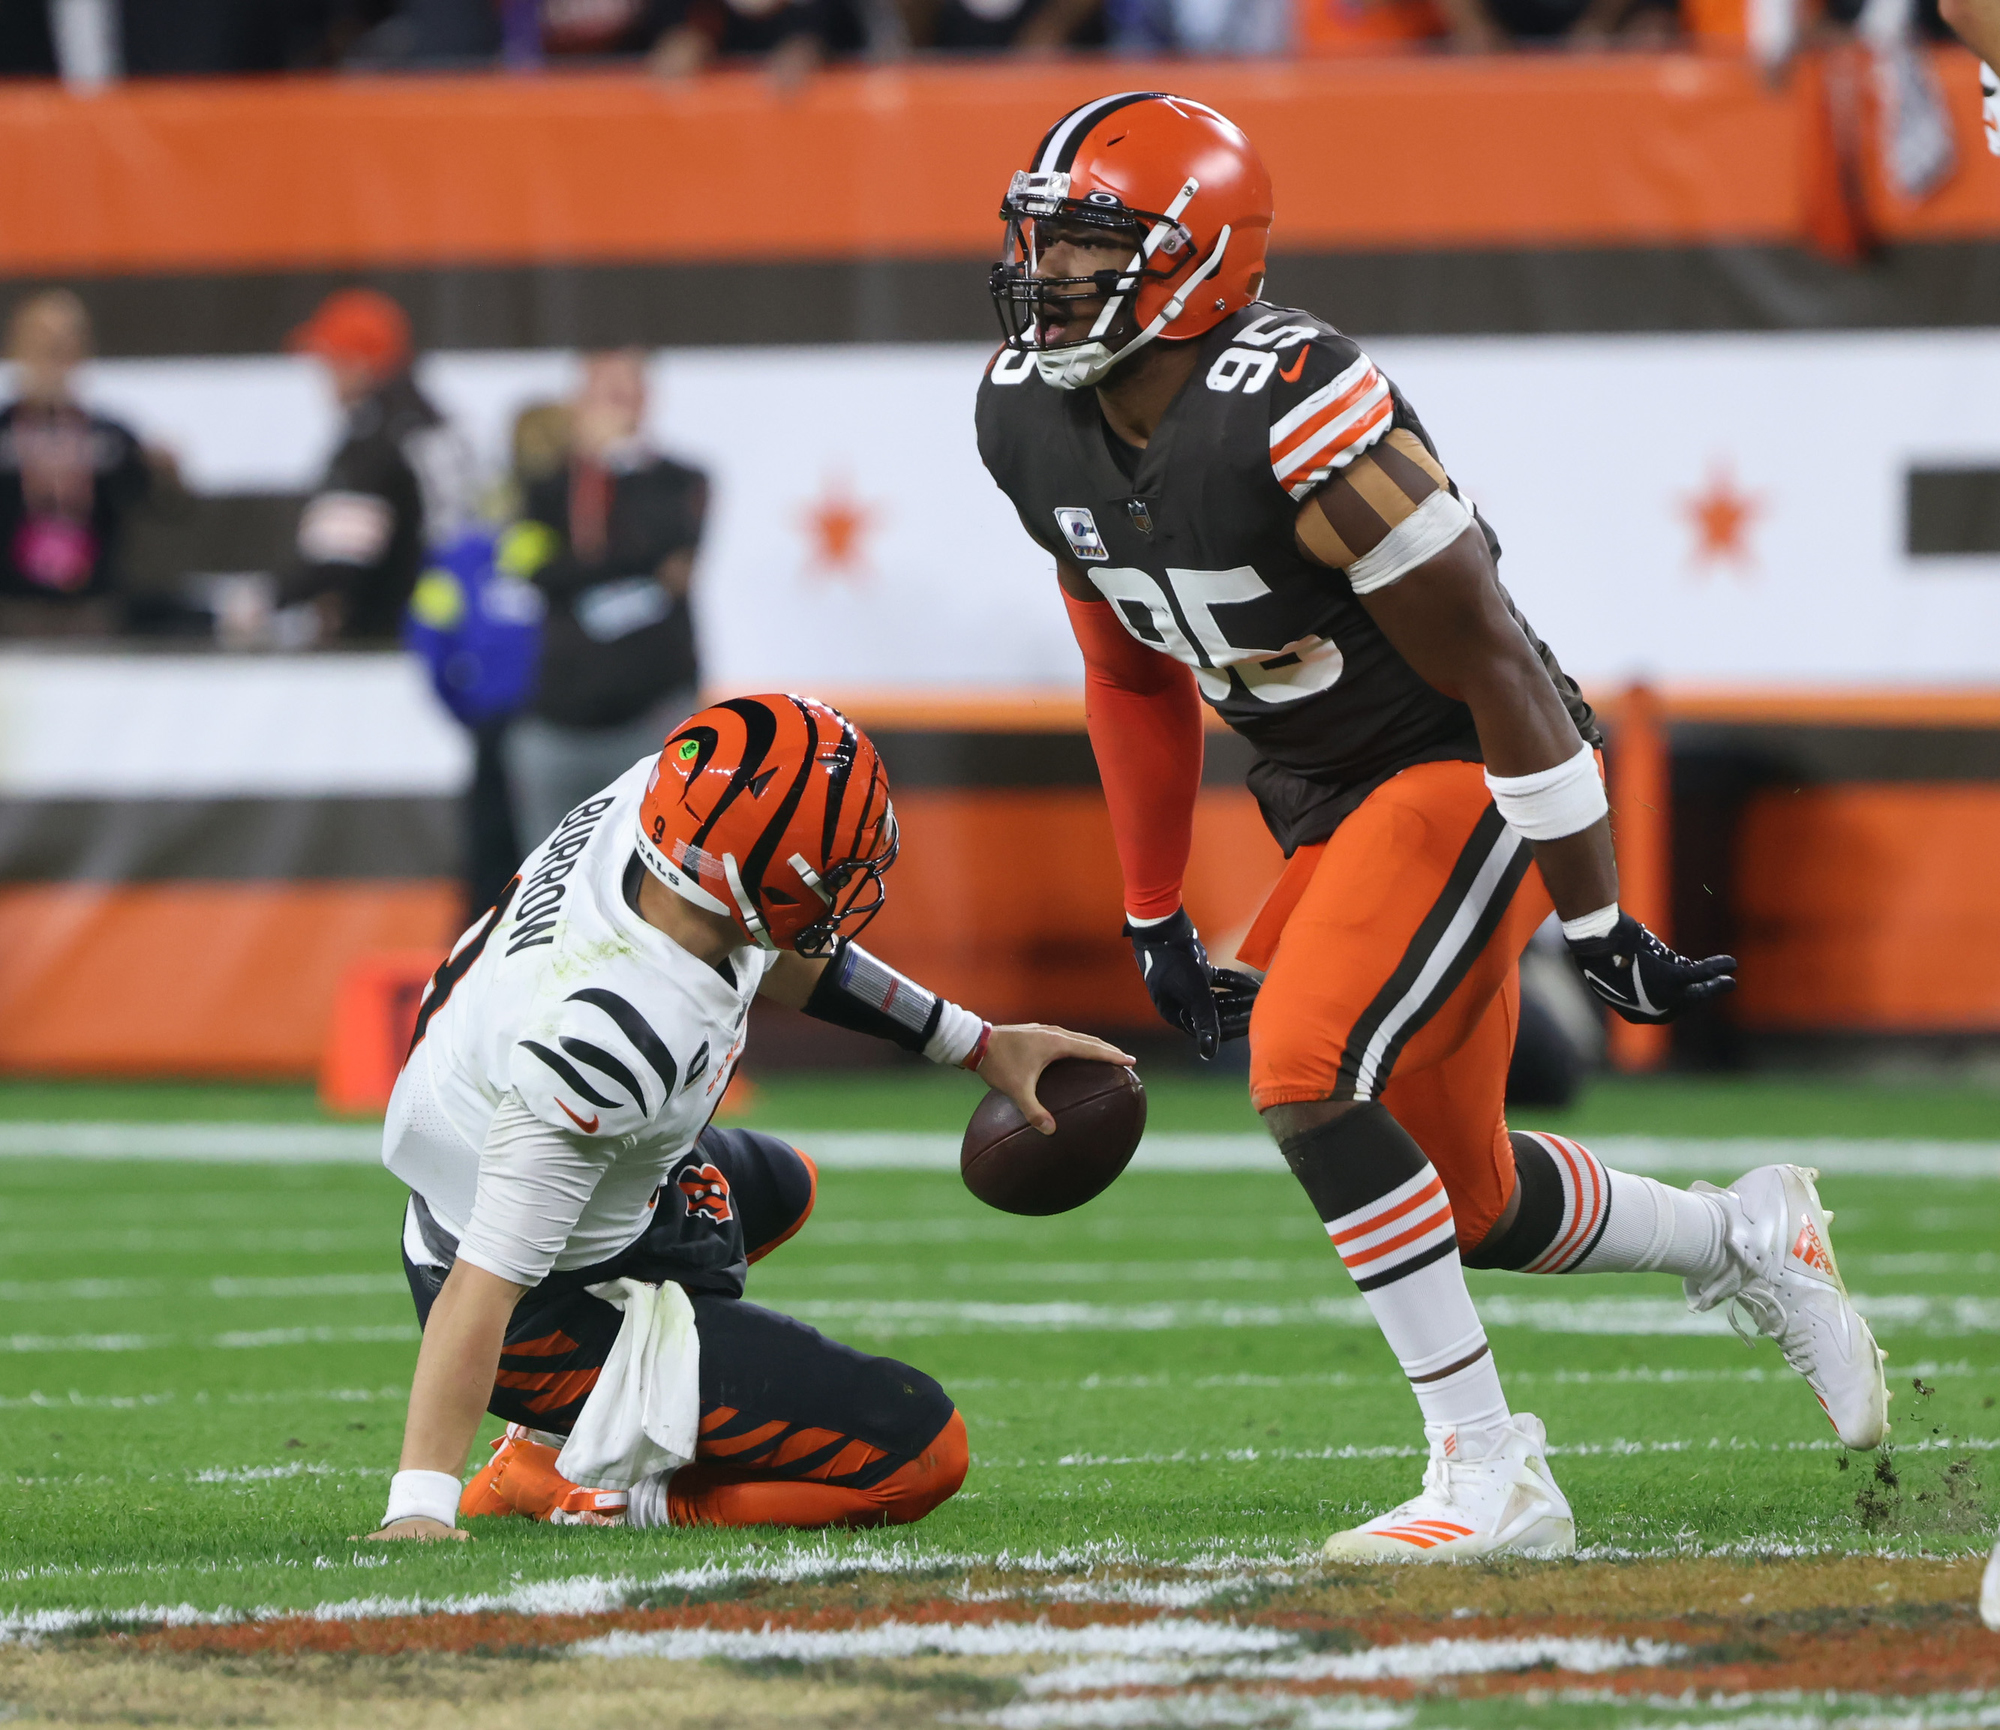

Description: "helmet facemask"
989 172 1229 390
787 806 899 959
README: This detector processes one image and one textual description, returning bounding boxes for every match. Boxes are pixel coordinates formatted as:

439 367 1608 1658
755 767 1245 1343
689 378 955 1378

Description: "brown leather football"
960 1058 1147 1216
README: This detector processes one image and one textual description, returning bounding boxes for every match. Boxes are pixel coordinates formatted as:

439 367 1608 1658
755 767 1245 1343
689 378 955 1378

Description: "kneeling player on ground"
977 93 1890 1560
369 694 1130 1539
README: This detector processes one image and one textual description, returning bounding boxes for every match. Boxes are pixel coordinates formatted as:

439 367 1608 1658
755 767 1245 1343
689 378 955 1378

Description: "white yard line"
0 1124 385 1162
3 1325 418 1354
781 1292 2000 1337
1033 1435 1999 1470
3 1123 1996 1178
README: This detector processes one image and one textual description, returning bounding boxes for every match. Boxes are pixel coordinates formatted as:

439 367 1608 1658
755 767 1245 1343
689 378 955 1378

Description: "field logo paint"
508 796 615 955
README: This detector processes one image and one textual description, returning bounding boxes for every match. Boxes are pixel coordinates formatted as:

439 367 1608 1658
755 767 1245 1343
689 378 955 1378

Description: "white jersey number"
1088 565 1344 706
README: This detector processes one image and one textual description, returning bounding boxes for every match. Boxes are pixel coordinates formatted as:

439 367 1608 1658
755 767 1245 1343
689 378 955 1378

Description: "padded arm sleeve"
1062 588 1203 922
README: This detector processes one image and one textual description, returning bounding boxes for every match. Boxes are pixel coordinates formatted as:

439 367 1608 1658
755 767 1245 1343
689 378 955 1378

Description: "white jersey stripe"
1277 396 1395 498
1269 353 1379 446
1352 823 1528 1101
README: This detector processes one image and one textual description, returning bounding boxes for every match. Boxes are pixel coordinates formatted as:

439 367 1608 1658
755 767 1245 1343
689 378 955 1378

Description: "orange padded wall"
1732 785 2000 1032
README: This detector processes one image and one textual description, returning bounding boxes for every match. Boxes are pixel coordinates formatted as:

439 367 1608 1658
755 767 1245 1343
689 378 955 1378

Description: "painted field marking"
2 1123 1997 1178
777 1292 2000 1337
0 1274 409 1304
0 1386 405 1411
8 1288 2000 1353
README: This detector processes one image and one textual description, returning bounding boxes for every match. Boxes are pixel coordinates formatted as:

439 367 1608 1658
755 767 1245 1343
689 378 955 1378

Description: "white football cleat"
1981 1531 2000 1632
1321 1414 1574 1562
1687 1163 1889 1450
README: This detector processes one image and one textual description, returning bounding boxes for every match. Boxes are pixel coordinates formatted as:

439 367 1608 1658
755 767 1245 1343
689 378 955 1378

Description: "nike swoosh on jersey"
1277 348 1309 384
555 1098 600 1133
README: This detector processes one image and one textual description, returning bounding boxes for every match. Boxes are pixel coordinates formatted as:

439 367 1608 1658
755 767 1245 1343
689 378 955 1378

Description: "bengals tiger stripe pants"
403 1129 965 1529
1240 758 1553 1251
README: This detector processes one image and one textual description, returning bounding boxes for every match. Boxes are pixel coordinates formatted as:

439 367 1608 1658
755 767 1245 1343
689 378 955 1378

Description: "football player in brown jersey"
976 92 1890 1559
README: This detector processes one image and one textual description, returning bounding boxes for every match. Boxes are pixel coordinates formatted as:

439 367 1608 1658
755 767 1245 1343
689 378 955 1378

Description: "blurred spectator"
909 0 1100 50
1107 0 1284 52
118 0 353 74
647 0 839 80
0 291 163 639
506 350 708 847
452 397 574 918
1429 0 1673 47
0 5 58 75
1941 0 2000 50
279 289 476 647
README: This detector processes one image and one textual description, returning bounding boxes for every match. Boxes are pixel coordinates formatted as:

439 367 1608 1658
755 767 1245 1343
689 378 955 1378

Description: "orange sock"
665 1410 967 1529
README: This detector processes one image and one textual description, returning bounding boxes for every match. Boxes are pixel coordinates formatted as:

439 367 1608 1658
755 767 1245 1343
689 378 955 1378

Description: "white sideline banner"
31 328 2000 702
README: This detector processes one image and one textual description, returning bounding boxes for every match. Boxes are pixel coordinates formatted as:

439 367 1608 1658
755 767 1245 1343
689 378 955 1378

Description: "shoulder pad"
1255 322 1394 502
510 986 682 1139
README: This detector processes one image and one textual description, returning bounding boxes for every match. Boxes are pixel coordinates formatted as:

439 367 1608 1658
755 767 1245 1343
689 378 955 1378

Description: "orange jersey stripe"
1269 366 1382 469
1277 395 1394 492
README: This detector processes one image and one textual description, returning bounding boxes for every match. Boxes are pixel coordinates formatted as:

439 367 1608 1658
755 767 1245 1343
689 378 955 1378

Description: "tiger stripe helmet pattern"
637 694 897 955
990 92 1275 389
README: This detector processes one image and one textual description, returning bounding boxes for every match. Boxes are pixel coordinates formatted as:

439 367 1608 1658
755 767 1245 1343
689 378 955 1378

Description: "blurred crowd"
0 284 710 908
0 0 1967 73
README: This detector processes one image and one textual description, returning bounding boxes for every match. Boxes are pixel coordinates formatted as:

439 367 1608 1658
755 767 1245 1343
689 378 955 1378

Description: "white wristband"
923 999 985 1068
382 1468 461 1530
1483 740 1607 842
1560 902 1621 942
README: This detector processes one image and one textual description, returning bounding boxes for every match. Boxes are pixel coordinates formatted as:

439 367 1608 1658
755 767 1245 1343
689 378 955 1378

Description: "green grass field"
3 1071 1998 1728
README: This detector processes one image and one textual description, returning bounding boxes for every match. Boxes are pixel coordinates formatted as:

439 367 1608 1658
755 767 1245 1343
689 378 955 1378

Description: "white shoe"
1321 1414 1574 1562
1981 1531 2000 1632
1687 1164 1889 1450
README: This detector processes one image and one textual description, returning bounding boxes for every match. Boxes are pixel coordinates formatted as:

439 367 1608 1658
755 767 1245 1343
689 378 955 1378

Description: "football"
960 1058 1147 1216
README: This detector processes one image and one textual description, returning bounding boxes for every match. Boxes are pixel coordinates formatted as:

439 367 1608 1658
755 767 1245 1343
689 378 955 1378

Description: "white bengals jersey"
383 755 776 1271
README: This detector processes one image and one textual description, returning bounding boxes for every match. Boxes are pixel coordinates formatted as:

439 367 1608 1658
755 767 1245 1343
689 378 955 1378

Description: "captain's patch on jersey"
1054 507 1109 562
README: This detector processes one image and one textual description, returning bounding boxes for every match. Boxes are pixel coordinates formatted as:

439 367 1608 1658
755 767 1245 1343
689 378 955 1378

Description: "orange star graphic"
798 477 880 578
1679 461 1765 575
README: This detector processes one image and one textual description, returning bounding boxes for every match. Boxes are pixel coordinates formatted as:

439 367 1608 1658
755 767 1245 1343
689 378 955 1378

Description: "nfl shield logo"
1054 507 1109 562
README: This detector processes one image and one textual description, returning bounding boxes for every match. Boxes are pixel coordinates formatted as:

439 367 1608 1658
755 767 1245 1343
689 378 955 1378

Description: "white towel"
554 1278 701 1491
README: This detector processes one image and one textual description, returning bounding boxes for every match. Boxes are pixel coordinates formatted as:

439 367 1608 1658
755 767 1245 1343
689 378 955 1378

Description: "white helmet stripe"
1034 90 1164 173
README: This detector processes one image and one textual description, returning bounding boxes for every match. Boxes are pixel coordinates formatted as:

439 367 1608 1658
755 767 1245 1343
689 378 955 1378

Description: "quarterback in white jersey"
371 694 1130 1539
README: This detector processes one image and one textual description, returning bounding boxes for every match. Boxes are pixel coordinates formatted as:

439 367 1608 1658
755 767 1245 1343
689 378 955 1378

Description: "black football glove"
1124 908 1260 1060
1565 911 1736 1025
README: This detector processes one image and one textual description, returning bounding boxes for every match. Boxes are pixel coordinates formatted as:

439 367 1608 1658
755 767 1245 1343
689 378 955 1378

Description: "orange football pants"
1239 758 1553 1249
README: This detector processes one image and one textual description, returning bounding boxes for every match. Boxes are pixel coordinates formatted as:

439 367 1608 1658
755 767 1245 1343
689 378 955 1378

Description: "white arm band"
1560 902 1621 941
923 999 988 1069
382 1468 461 1529
1345 489 1474 595
1484 739 1607 842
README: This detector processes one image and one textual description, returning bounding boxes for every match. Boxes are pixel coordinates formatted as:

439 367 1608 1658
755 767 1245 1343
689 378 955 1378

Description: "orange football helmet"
637 694 897 955
990 92 1274 389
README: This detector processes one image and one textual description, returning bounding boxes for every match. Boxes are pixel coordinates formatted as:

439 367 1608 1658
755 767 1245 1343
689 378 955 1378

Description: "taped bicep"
1294 429 1474 595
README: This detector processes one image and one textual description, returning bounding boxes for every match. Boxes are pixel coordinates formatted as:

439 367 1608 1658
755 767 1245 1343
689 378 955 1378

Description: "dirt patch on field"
6 1557 1994 1728
0 1645 1010 1730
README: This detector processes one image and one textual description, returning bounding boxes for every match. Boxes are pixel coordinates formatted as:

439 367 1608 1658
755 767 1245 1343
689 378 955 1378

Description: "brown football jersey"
976 303 1598 853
